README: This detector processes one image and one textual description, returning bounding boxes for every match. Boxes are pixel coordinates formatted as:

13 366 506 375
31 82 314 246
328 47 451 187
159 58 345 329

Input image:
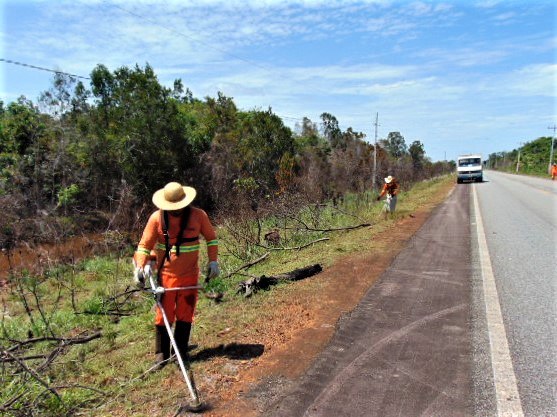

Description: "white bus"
456 154 483 183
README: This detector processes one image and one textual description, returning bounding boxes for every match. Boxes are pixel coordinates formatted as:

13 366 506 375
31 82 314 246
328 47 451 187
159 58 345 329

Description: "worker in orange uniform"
376 175 399 218
551 163 557 180
133 182 219 369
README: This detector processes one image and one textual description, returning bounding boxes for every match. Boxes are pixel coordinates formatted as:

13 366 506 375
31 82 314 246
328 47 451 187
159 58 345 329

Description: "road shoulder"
211 180 459 417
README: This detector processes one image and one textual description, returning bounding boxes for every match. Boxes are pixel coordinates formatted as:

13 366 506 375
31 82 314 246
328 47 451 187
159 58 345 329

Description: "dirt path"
202 183 455 417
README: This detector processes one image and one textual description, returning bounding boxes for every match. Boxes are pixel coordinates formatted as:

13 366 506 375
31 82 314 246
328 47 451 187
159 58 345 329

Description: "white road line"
472 184 524 417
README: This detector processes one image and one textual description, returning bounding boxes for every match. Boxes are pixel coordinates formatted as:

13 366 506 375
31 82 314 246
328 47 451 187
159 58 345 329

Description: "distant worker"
376 175 399 218
552 163 557 180
133 182 219 369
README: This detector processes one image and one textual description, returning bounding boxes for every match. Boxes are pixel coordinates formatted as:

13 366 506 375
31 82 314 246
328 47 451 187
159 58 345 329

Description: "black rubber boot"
154 325 170 370
174 321 201 407
174 321 192 362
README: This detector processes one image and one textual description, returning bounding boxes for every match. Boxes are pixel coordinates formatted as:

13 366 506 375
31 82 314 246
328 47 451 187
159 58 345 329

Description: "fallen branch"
3 331 102 374
225 252 269 279
76 310 133 317
261 237 329 251
4 331 102 354
0 353 48 363
105 287 141 301
2 350 61 400
0 389 28 412
237 264 322 297
286 223 371 232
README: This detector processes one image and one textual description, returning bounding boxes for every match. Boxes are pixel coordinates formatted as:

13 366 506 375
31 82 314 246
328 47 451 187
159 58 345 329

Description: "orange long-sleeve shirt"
134 207 218 280
379 181 399 198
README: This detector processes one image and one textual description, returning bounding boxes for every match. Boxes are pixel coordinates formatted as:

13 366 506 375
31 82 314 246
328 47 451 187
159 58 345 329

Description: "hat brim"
384 177 392 184
152 186 196 210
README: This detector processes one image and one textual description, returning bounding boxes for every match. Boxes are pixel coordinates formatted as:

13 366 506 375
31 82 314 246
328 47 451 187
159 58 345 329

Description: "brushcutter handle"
161 285 204 292
146 273 163 301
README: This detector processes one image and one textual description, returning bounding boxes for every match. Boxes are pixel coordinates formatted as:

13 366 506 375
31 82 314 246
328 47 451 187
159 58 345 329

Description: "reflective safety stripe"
155 243 200 253
206 239 218 247
136 248 151 255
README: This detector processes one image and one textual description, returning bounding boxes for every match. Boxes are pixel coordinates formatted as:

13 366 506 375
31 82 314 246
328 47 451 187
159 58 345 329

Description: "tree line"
486 136 555 176
0 63 453 247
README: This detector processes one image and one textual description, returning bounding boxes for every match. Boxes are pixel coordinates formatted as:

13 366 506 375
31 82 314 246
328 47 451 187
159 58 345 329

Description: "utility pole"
372 112 379 190
516 148 522 173
548 125 556 171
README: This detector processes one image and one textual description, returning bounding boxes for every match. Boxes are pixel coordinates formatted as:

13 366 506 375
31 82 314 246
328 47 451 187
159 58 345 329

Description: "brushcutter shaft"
143 285 204 294
148 274 201 407
159 285 204 292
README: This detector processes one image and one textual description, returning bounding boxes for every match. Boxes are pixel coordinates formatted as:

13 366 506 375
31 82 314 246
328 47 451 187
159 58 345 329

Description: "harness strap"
157 208 193 280
175 206 191 256
162 210 171 261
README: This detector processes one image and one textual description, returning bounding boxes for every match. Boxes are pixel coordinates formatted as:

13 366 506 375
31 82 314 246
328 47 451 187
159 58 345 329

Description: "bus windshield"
458 158 481 167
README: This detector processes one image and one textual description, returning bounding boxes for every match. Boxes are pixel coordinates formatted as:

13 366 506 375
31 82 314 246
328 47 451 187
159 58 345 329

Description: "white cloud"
493 11 516 21
474 0 503 9
499 64 557 97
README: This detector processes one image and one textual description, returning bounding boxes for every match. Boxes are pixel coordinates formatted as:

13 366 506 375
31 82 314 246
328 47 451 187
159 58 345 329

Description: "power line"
1 8 366 134
0 58 90 80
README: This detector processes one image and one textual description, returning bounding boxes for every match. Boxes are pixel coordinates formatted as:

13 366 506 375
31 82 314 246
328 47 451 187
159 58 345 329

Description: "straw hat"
384 175 394 184
152 182 196 211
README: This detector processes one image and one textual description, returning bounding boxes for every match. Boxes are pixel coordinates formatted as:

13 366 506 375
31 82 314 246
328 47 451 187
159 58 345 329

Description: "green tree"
89 63 199 200
0 97 57 210
236 108 294 195
320 112 343 149
381 131 407 158
409 140 425 171
294 117 321 150
1 97 45 155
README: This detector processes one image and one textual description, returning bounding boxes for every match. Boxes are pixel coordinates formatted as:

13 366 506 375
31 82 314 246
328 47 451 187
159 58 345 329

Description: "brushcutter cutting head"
175 399 209 414
188 398 203 412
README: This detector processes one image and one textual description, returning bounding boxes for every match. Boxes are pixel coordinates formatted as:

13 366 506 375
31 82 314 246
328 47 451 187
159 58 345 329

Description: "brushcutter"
144 269 205 413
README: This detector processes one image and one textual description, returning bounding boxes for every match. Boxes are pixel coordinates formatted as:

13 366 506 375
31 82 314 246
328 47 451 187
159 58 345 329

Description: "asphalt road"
262 172 556 417
473 170 556 417
268 184 474 417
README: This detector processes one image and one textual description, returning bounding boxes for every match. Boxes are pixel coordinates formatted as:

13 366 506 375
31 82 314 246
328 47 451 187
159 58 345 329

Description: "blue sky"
1 0 555 162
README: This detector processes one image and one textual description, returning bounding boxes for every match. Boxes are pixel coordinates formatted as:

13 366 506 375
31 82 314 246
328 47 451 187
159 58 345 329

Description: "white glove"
133 267 145 289
206 261 220 282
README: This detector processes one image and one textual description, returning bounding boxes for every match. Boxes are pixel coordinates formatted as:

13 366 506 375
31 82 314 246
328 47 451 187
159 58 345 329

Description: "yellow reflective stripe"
136 248 151 255
154 243 200 253
206 239 219 246
173 245 200 253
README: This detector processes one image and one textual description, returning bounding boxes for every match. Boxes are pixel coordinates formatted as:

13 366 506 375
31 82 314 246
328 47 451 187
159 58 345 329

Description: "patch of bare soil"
198 186 453 417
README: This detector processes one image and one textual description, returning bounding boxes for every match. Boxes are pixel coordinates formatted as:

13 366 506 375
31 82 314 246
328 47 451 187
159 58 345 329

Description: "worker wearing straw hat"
376 175 399 217
133 182 219 368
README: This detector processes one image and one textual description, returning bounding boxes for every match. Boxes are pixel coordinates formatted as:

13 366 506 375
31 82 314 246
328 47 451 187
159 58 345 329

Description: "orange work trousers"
154 275 198 326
